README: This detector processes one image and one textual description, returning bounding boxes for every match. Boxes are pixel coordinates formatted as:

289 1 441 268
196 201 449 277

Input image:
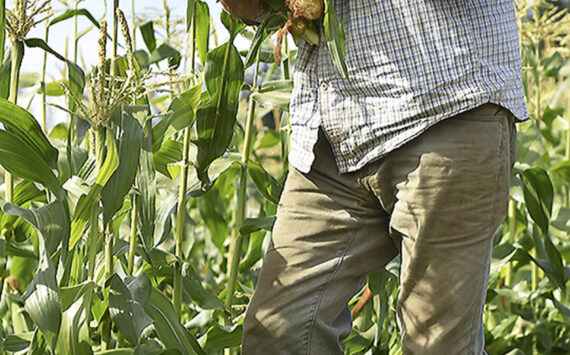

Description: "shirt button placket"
319 81 329 127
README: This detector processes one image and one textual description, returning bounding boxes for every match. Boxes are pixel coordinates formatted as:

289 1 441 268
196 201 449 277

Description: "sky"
6 0 231 129
19 0 227 73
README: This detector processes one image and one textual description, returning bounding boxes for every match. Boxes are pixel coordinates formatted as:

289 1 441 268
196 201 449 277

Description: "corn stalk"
4 39 24 203
173 0 197 317
225 52 261 314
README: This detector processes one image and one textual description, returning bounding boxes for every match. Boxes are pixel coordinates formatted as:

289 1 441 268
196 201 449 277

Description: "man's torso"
288 0 528 174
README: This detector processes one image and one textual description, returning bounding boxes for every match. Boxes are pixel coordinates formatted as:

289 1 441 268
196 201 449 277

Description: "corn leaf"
182 264 225 310
48 8 100 28
138 117 157 262
149 44 181 68
2 332 34 353
143 287 206 355
186 0 197 32
3 200 68 257
139 21 156 53
25 329 48 355
23 38 86 115
251 91 290 112
239 225 269 271
153 139 183 179
21 237 61 351
195 1 210 66
244 24 267 69
152 82 202 152
0 55 10 99
0 98 58 169
59 281 98 312
70 130 119 250
239 216 276 235
0 130 61 196
95 350 135 355
323 0 348 79
194 18 244 185
108 274 153 345
247 160 283 204
55 289 93 355
520 167 553 236
550 159 570 184
101 107 144 226
203 323 242 350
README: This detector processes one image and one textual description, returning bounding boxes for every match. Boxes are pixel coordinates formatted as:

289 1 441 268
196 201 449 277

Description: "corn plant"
0 0 568 354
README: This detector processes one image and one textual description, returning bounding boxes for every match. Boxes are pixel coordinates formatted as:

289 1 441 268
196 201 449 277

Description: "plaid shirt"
288 0 528 174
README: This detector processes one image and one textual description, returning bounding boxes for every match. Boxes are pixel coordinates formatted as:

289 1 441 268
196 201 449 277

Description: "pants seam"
466 119 506 355
303 216 366 355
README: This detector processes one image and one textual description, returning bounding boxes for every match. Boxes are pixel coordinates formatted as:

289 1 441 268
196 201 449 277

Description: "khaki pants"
242 104 517 355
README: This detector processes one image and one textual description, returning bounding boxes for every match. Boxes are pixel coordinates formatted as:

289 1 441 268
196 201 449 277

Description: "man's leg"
362 104 516 354
242 131 399 355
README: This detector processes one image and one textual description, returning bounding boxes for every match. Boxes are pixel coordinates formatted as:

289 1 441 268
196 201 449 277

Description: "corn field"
0 0 569 354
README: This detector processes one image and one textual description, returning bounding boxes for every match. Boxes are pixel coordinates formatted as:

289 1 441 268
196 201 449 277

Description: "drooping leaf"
101 107 144 226
3 200 68 257
240 216 276 235
3 332 33 353
244 24 267 68
203 323 242 350
48 8 100 28
0 180 47 241
0 98 58 169
182 264 224 310
149 44 181 68
247 160 283 204
519 167 553 236
70 130 119 250
108 274 153 345
323 0 348 79
23 38 86 115
11 180 46 206
59 281 97 312
196 186 228 252
0 130 62 196
251 79 292 112
194 38 244 184
239 228 268 272
153 139 183 179
143 288 206 355
139 21 157 53
22 239 61 351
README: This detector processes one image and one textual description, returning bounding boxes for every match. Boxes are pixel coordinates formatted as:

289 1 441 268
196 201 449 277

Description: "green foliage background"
0 0 569 354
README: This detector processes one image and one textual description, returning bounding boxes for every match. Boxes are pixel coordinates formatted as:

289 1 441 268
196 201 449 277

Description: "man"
221 1 527 354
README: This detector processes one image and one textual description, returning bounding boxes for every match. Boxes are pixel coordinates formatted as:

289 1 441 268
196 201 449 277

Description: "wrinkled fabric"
243 104 517 355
